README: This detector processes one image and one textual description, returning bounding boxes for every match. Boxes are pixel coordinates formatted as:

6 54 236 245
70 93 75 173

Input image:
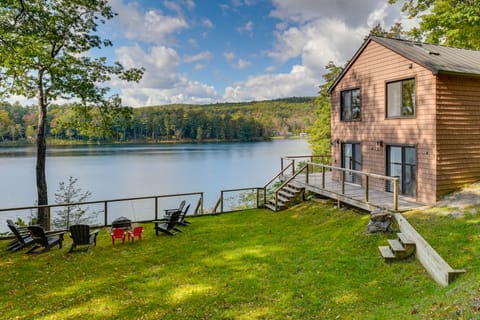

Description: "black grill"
111 216 132 229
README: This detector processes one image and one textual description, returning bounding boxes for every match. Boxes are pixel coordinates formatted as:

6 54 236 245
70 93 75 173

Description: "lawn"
0 200 479 319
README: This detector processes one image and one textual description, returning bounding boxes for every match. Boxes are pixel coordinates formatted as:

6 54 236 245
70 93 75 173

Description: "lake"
0 140 310 228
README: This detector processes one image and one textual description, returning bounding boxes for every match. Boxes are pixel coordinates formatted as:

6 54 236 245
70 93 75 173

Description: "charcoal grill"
111 216 132 229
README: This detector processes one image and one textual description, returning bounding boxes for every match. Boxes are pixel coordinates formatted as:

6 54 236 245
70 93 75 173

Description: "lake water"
0 140 310 229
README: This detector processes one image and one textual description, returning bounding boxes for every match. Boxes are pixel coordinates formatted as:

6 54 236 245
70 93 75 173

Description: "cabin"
328 36 480 205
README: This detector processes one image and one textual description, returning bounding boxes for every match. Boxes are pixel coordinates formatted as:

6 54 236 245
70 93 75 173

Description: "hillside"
0 97 317 143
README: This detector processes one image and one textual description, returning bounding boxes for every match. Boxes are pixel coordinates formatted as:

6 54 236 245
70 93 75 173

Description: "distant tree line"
0 98 316 144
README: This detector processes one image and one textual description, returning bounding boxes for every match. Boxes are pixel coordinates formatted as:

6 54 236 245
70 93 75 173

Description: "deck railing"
0 192 204 233
212 155 332 214
291 163 399 211
280 154 331 175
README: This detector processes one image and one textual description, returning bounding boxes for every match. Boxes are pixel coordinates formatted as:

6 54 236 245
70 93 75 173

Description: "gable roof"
328 36 480 94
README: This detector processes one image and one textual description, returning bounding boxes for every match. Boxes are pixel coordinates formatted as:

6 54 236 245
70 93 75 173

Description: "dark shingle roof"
328 36 480 93
373 36 480 76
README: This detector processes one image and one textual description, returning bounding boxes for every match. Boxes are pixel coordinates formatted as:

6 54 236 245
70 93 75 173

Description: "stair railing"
263 161 295 206
273 163 309 211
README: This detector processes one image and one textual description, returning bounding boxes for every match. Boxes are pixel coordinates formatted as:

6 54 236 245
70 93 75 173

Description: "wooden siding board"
331 41 437 204
436 74 480 198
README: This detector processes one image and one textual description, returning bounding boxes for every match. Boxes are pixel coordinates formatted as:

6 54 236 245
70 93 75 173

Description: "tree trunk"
36 72 49 229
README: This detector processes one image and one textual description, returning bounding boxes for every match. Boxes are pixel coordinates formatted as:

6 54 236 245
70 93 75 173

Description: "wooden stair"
264 183 305 212
379 232 416 262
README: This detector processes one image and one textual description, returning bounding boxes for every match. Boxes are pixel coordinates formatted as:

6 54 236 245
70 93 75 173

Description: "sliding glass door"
387 146 416 197
342 143 362 185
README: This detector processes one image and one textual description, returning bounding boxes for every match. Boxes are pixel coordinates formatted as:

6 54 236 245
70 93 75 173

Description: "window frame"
340 87 361 121
385 77 416 119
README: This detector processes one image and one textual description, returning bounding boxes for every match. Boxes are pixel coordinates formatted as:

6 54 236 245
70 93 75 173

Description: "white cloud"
237 21 254 35
109 0 188 44
223 65 317 101
183 51 212 63
184 0 196 10
202 18 214 28
235 59 252 69
223 51 236 62
194 63 205 71
113 45 218 106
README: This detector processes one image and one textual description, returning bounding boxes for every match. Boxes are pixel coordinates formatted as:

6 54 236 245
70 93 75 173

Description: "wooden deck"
288 172 425 212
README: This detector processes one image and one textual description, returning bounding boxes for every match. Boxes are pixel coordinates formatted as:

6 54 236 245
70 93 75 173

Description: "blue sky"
99 0 414 106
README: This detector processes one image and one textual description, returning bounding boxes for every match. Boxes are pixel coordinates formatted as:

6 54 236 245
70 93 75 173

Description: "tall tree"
308 62 343 156
389 0 480 49
0 0 143 228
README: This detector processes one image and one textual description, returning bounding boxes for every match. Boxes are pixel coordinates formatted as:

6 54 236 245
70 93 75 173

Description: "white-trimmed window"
386 78 415 117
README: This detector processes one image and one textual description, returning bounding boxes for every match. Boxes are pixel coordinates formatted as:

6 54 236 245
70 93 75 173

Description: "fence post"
292 159 295 175
365 176 369 202
46 207 51 231
322 166 326 189
220 191 224 213
341 171 345 194
155 197 158 220
263 187 267 207
201 192 204 214
306 164 309 184
281 158 284 171
104 201 108 227
256 188 260 208
393 179 399 211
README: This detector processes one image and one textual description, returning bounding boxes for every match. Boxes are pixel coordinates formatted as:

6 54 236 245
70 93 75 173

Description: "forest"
0 97 316 144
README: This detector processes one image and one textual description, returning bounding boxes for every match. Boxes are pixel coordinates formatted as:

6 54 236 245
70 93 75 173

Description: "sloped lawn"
0 201 479 319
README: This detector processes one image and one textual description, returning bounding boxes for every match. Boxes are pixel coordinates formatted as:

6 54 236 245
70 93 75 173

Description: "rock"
448 211 465 218
367 209 393 233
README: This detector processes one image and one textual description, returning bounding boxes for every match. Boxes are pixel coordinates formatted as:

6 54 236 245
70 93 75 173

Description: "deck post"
341 170 345 194
104 201 108 227
292 159 295 175
365 176 369 202
256 188 260 208
322 166 326 189
393 179 399 211
154 197 158 220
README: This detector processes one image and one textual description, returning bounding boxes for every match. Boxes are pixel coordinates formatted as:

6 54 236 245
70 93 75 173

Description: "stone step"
379 246 396 262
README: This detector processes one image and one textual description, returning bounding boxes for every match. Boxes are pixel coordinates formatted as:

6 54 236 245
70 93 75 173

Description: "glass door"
342 143 362 185
387 146 416 197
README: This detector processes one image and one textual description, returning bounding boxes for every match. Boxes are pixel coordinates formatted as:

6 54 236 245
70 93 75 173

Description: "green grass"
1 201 479 319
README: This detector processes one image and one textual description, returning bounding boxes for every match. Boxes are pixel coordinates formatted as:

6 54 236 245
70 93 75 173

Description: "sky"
85 0 415 106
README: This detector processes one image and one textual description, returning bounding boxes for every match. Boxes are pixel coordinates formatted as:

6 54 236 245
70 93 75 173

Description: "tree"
389 0 480 49
307 62 343 156
0 1 144 228
52 176 98 230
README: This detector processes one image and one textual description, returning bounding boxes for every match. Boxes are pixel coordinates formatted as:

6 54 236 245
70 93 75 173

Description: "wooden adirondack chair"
177 204 191 226
26 225 64 254
69 224 100 253
6 220 34 252
153 210 182 236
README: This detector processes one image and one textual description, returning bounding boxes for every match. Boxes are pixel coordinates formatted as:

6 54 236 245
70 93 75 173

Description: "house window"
341 88 361 121
386 78 415 117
